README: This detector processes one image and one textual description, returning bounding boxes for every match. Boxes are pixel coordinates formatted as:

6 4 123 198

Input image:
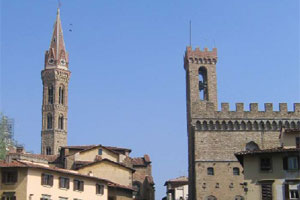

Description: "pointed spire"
45 8 68 69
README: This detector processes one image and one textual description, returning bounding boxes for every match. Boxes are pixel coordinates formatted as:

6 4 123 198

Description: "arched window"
253 121 258 130
59 86 64 104
205 195 217 200
199 67 208 101
202 121 208 131
207 167 214 175
235 195 244 200
272 121 277 131
58 115 64 130
233 167 240 175
46 146 52 155
228 121 234 130
48 85 54 104
245 141 259 151
241 121 246 130
47 113 53 129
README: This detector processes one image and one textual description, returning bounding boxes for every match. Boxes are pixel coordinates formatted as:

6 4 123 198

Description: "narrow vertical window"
47 113 53 129
58 115 64 130
59 86 64 104
198 67 208 101
46 147 52 155
48 85 54 104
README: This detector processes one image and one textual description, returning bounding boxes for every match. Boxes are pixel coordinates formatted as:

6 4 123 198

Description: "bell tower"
41 8 71 155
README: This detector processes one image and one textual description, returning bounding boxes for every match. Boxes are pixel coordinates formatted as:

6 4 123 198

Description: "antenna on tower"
58 0 62 9
189 20 192 47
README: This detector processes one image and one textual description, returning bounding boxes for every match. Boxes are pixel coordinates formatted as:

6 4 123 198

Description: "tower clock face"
60 59 66 65
48 58 54 64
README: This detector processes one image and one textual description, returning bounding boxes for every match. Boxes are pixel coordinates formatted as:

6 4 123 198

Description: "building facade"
164 176 188 200
235 129 300 200
184 46 300 200
41 8 71 156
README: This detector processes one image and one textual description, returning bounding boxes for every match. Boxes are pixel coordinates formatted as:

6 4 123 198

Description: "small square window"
290 189 299 199
207 167 214 175
260 158 272 171
288 157 298 170
233 167 240 175
74 179 84 191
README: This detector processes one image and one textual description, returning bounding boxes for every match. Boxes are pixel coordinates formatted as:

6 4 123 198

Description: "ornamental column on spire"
41 8 71 155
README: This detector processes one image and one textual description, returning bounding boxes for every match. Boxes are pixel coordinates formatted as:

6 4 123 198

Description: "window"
41 194 51 200
46 147 52 155
96 183 104 195
47 113 53 129
41 173 53 186
1 192 16 200
290 189 299 199
205 195 217 200
283 156 299 170
296 137 300 148
261 182 273 200
260 157 272 171
74 179 84 191
98 148 102 155
233 167 240 175
207 167 214 175
59 177 70 189
58 115 64 130
59 197 68 200
198 67 208 100
234 195 244 200
48 85 54 104
2 170 17 184
59 86 64 104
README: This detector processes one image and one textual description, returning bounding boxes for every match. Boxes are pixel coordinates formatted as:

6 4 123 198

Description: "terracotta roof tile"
235 147 300 156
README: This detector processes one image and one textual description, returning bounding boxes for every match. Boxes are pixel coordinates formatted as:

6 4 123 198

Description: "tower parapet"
184 47 217 69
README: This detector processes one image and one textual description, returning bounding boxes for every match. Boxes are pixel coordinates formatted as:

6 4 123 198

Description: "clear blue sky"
1 0 299 199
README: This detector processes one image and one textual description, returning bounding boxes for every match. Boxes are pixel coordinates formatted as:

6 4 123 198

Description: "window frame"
59 177 70 189
233 167 240 176
207 167 214 176
1 170 18 184
73 179 84 191
41 173 53 187
96 183 104 195
260 157 272 171
290 189 299 199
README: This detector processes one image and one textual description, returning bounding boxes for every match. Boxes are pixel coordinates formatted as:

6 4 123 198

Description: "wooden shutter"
283 157 288 170
80 181 84 191
12 197 16 200
49 175 53 186
13 171 18 183
261 183 273 200
41 173 45 185
297 156 300 169
2 197 6 200
74 180 77 190
66 178 70 189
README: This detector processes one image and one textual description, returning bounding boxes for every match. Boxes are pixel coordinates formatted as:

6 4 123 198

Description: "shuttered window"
74 179 84 191
59 177 70 189
41 173 53 186
261 183 273 200
2 171 18 184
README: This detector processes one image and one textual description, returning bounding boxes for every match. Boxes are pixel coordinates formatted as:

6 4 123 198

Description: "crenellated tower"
41 8 71 155
184 46 300 200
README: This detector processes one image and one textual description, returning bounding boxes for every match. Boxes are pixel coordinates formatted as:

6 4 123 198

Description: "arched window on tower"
48 85 54 104
47 113 53 129
58 114 64 130
46 146 52 155
59 86 64 104
198 67 208 101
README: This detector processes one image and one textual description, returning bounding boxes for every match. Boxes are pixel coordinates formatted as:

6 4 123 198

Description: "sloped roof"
76 158 135 172
8 152 59 163
131 155 151 166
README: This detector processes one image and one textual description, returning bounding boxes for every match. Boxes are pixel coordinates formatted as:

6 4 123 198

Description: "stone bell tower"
41 8 71 155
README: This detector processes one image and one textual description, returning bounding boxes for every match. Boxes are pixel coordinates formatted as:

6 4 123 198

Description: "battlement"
192 102 300 132
219 103 300 113
185 46 218 65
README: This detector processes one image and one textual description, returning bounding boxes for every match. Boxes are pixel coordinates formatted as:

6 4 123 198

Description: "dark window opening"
74 179 84 191
296 137 300 148
96 183 104 195
41 173 53 186
59 87 64 104
47 113 53 130
2 170 18 184
48 85 54 104
260 158 272 171
207 167 214 175
233 167 240 175
98 149 102 155
46 147 52 155
59 177 70 189
290 189 299 199
198 67 208 101
58 115 64 130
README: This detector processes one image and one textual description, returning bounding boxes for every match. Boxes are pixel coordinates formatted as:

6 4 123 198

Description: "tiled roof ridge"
76 158 135 172
235 147 300 155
